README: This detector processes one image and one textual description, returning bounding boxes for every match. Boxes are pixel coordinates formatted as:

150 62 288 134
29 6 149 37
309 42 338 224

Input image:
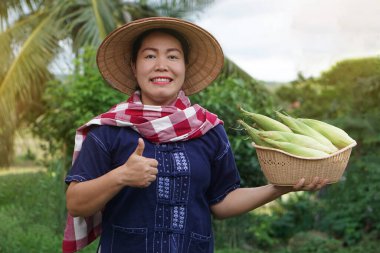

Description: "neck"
140 93 180 106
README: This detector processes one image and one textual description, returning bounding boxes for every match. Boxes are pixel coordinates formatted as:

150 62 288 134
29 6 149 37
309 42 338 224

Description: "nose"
155 57 168 71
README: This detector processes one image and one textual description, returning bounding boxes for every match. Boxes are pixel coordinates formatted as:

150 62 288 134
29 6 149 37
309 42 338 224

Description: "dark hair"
131 28 190 64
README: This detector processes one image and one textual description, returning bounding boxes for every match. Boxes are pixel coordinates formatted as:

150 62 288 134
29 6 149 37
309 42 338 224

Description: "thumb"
133 138 145 156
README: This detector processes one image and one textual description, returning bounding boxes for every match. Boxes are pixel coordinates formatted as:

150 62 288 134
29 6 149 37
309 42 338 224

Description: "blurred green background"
1 0 379 252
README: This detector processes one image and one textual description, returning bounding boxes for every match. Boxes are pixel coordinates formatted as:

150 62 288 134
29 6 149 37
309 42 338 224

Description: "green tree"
273 57 380 247
191 75 276 186
33 46 275 184
275 57 380 148
0 0 220 166
31 47 127 164
275 57 380 119
0 0 255 167
33 47 277 252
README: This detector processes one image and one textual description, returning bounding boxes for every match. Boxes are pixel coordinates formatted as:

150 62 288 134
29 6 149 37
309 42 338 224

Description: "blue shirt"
65 124 240 253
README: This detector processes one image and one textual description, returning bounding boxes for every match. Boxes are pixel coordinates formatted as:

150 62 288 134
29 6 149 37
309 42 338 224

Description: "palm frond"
0 11 44 76
146 0 215 18
65 0 119 51
0 7 66 166
0 11 63 124
91 0 107 39
0 0 42 29
122 2 157 20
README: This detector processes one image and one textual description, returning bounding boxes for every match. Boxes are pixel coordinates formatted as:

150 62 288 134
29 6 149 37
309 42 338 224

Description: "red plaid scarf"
62 90 222 253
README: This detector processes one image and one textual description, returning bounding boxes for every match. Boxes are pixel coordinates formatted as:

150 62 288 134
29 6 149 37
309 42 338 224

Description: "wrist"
270 184 293 196
108 166 126 188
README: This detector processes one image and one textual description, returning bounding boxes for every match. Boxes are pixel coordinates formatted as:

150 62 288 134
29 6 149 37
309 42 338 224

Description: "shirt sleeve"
65 129 111 184
206 126 241 205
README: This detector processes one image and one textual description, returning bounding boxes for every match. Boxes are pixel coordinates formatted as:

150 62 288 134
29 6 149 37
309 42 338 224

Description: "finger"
148 158 159 168
143 181 152 188
311 176 320 185
306 177 321 191
144 176 157 188
315 183 324 191
133 138 145 156
150 167 158 175
293 178 305 190
316 178 329 190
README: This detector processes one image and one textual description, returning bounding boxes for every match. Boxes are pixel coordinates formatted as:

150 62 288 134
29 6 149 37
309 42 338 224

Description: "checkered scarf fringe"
62 91 222 253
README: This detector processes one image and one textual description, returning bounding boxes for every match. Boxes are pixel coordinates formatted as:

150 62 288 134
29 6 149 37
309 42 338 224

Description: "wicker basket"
253 142 357 186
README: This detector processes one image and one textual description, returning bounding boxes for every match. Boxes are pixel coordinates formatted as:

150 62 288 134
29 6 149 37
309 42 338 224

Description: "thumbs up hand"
116 138 159 188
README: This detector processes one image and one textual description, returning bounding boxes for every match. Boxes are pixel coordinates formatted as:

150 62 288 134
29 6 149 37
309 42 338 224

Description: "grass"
0 170 62 252
0 166 46 176
0 164 99 253
0 166 239 252
1 166 378 253
0 165 244 253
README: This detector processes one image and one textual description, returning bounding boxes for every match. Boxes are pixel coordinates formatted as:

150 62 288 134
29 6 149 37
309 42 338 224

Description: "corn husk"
275 112 338 153
261 138 330 158
299 118 356 149
240 108 292 132
238 120 270 147
257 130 335 154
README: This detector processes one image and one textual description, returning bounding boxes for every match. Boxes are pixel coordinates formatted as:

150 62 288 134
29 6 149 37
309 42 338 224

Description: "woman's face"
132 31 186 106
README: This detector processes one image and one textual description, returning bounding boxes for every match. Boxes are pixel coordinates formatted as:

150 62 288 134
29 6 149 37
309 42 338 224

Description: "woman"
63 17 328 253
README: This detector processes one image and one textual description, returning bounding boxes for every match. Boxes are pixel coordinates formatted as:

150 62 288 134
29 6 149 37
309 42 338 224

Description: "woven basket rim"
252 141 357 160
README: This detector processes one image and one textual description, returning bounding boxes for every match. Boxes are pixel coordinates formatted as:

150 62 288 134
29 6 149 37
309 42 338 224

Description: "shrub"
287 231 342 253
31 47 126 164
191 76 276 187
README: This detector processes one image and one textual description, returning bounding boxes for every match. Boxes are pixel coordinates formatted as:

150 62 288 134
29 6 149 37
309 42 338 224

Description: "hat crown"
97 17 224 95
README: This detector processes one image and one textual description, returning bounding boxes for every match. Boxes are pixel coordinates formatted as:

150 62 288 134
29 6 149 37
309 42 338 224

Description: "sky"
194 0 380 82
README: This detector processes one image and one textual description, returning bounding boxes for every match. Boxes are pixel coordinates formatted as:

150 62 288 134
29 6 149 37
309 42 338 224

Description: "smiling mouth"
150 77 173 85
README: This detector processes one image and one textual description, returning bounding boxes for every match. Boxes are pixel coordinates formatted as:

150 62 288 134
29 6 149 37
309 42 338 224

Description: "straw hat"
96 17 224 95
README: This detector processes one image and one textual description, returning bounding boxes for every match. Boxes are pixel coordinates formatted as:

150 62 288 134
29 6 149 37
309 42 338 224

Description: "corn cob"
298 118 355 149
240 108 292 132
257 130 335 154
275 112 338 153
262 138 330 158
238 120 270 147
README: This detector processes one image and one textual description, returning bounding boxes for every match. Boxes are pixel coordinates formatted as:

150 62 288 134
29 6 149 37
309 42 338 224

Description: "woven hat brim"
96 17 224 95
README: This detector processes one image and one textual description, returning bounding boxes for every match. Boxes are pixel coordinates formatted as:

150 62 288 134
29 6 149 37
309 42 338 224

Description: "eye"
145 54 156 59
168 55 180 60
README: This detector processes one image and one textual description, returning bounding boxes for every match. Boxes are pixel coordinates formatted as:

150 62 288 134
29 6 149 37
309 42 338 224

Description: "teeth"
152 78 171 82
